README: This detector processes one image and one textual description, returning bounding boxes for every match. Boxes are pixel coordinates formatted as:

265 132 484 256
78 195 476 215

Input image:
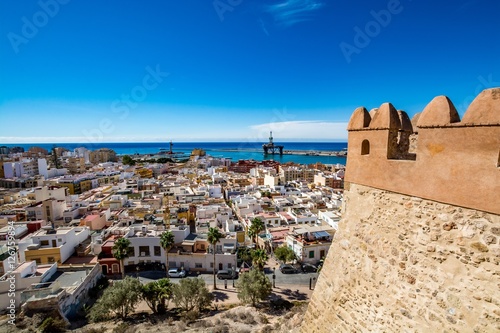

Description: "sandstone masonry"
302 88 500 332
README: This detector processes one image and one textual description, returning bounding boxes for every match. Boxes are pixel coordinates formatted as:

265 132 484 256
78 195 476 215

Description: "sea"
1 142 348 165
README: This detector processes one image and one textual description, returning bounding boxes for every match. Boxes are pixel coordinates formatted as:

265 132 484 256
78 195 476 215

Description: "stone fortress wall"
301 88 500 332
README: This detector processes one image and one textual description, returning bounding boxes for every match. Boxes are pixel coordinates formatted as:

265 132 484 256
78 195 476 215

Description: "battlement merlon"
345 88 500 215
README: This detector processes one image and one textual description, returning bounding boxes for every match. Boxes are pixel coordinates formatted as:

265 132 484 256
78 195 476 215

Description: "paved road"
131 266 319 290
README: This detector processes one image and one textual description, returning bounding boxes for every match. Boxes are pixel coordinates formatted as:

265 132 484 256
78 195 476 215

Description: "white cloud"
266 0 324 27
249 120 348 140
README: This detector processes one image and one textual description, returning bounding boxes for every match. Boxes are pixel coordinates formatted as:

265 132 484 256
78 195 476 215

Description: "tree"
237 247 253 266
88 276 142 321
207 227 224 289
251 249 269 271
172 277 213 313
112 237 131 279
248 218 265 247
122 155 136 165
236 269 272 307
160 230 175 274
274 246 296 264
142 278 173 314
51 145 60 169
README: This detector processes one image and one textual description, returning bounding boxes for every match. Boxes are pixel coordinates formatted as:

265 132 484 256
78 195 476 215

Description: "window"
320 250 325 258
47 257 55 263
128 247 135 256
200 244 205 250
228 263 232 269
309 251 315 258
195 263 202 268
40 240 49 246
33 258 41 264
154 246 161 256
139 246 150 256
361 140 370 155
210 262 214 268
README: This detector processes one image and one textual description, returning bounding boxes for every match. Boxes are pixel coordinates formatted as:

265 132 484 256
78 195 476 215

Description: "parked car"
301 263 318 273
168 268 186 278
217 269 238 279
279 264 299 274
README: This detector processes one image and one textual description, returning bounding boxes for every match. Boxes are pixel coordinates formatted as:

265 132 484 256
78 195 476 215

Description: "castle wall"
346 125 499 214
302 183 500 332
302 89 500 332
345 88 500 215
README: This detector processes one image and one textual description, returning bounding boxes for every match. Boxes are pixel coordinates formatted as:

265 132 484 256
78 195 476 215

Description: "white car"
168 268 186 278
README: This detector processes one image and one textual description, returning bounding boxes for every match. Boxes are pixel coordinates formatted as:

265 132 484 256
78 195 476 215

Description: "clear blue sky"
1 0 499 143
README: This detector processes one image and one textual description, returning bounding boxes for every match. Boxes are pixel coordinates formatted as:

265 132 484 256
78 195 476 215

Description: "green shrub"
38 317 66 333
181 310 199 323
112 322 134 333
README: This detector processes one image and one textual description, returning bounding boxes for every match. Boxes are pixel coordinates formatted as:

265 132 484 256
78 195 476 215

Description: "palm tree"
207 227 224 290
251 249 269 271
112 237 131 279
160 230 175 275
248 217 265 248
237 247 252 266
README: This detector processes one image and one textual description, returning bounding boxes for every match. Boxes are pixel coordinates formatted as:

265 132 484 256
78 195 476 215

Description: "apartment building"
286 225 335 264
57 174 98 194
3 158 44 178
0 261 57 312
314 173 343 188
64 157 86 174
25 198 66 223
89 148 117 164
18 226 90 264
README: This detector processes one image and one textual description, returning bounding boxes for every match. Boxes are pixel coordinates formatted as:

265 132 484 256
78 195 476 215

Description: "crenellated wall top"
348 88 500 131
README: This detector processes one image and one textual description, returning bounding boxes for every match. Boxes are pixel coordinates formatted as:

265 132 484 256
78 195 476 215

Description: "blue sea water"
1 142 348 165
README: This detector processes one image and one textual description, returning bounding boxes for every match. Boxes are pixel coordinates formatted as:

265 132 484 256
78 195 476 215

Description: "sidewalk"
134 282 313 313
211 283 313 307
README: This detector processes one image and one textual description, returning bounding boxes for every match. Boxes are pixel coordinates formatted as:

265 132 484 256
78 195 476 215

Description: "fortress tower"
302 88 500 332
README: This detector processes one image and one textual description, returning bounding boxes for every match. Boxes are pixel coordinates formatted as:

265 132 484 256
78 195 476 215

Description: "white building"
318 210 341 230
18 226 90 264
25 198 66 223
0 261 57 312
38 158 48 179
264 174 280 188
208 185 223 198
286 225 335 264
34 186 67 202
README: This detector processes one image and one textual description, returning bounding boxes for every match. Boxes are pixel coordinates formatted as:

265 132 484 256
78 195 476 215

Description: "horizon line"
0 140 348 145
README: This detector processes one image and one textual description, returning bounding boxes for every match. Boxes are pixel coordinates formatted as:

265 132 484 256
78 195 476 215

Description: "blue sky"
0 0 499 143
